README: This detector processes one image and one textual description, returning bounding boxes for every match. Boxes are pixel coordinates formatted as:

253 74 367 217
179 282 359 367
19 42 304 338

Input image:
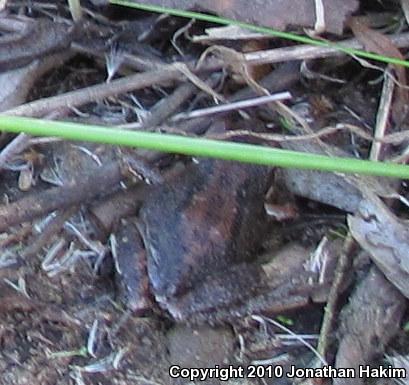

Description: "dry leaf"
348 17 409 123
0 17 75 111
133 0 358 35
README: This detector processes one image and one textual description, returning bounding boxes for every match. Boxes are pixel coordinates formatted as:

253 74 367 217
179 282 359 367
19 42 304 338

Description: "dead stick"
7 32 409 119
243 32 409 65
317 235 355 361
75 32 409 74
2 67 184 118
141 73 221 129
0 161 126 231
141 82 200 129
21 206 79 258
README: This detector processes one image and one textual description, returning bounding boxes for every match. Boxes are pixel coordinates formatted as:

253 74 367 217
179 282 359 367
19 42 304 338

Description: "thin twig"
170 92 292 122
243 32 409 66
370 67 394 160
0 161 126 231
317 235 355 361
0 133 30 169
64 33 409 124
140 74 222 129
2 67 184 118
122 92 292 129
21 207 78 258
10 30 405 119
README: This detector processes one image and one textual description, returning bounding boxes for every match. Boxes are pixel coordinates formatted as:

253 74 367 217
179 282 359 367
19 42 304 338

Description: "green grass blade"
110 0 409 68
0 116 408 179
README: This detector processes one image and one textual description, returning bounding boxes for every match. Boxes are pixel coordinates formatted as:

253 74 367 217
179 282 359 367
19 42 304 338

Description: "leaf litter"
0 1 409 384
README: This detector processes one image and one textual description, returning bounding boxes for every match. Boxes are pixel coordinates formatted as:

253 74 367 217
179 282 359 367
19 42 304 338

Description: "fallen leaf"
348 17 409 123
132 0 358 35
0 17 76 111
0 17 76 71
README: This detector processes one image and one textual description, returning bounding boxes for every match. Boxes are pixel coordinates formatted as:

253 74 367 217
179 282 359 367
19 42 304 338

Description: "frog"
113 158 302 322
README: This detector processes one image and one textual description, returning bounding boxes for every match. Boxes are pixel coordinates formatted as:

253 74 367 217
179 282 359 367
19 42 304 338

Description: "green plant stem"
110 0 409 68
0 116 408 179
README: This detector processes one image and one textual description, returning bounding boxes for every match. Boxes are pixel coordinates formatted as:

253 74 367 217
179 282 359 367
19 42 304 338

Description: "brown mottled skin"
135 159 274 320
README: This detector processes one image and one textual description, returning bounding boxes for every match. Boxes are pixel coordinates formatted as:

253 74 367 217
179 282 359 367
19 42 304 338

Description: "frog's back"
140 159 273 300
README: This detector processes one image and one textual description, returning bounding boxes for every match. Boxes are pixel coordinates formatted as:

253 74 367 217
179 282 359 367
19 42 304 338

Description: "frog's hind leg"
163 262 268 322
111 218 154 314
